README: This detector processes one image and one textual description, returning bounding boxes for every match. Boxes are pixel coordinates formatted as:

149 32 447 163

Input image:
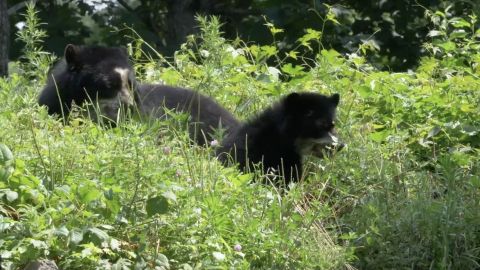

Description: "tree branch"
116 0 134 13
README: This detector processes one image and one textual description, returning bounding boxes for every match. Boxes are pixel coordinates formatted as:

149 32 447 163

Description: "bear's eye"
305 110 314 117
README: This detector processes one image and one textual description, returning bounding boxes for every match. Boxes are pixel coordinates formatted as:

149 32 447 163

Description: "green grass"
1 7 479 270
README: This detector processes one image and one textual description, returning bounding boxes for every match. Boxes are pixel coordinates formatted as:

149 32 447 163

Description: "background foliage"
6 0 480 70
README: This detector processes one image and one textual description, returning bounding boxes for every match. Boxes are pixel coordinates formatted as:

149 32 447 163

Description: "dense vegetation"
6 0 480 70
1 4 479 269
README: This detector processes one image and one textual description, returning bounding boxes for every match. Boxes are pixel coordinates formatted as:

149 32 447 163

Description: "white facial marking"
295 133 342 156
114 67 134 105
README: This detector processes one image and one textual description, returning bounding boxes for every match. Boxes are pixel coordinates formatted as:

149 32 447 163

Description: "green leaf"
70 229 84 244
298 29 322 50
321 49 342 63
427 126 441 138
264 21 284 35
155 253 170 268
358 85 372 98
449 30 467 39
287 50 298 60
460 104 475 112
0 144 13 165
449 18 471 28
0 144 14 181
78 185 101 204
110 238 120 251
159 69 182 85
438 41 456 52
146 196 170 217
427 30 444 37
88 227 110 241
30 239 48 249
55 226 69 237
369 130 389 142
471 176 480 188
281 63 305 76
267 66 281 81
261 45 277 57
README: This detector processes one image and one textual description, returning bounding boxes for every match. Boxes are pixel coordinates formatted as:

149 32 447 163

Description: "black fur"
38 44 136 120
217 92 340 186
137 84 241 145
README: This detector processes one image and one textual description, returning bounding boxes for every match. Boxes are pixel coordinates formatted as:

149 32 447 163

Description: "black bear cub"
217 92 341 186
137 84 240 145
38 44 136 122
38 43 237 144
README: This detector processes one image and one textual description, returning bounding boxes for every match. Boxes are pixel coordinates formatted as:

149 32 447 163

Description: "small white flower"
200 49 210 58
163 146 171 155
212 251 225 261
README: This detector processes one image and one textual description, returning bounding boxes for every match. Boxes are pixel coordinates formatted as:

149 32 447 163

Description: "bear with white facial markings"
216 92 343 186
38 44 136 122
38 44 238 143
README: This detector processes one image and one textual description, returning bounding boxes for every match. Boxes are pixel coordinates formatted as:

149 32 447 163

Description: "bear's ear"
64 44 79 67
284 92 301 114
285 92 300 106
330 93 340 107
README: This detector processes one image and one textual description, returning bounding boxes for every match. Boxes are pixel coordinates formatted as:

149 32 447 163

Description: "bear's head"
283 92 344 157
40 44 136 123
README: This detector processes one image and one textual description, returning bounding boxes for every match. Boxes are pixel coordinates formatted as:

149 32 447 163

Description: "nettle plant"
345 9 480 168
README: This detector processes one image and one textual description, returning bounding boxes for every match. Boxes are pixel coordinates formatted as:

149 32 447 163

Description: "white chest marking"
114 67 134 105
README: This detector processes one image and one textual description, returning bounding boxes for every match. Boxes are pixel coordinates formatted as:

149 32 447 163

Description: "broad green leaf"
369 130 389 142
261 45 277 57
427 126 441 138
449 30 467 39
70 229 84 244
30 239 48 249
146 196 170 217
471 176 480 188
427 30 444 37
267 66 281 81
298 29 322 50
55 226 69 237
110 238 120 251
78 185 101 204
438 41 456 52
88 227 110 241
358 85 372 98
460 104 475 112
281 63 305 76
155 253 170 268
0 144 13 165
450 18 471 28
0 144 14 181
